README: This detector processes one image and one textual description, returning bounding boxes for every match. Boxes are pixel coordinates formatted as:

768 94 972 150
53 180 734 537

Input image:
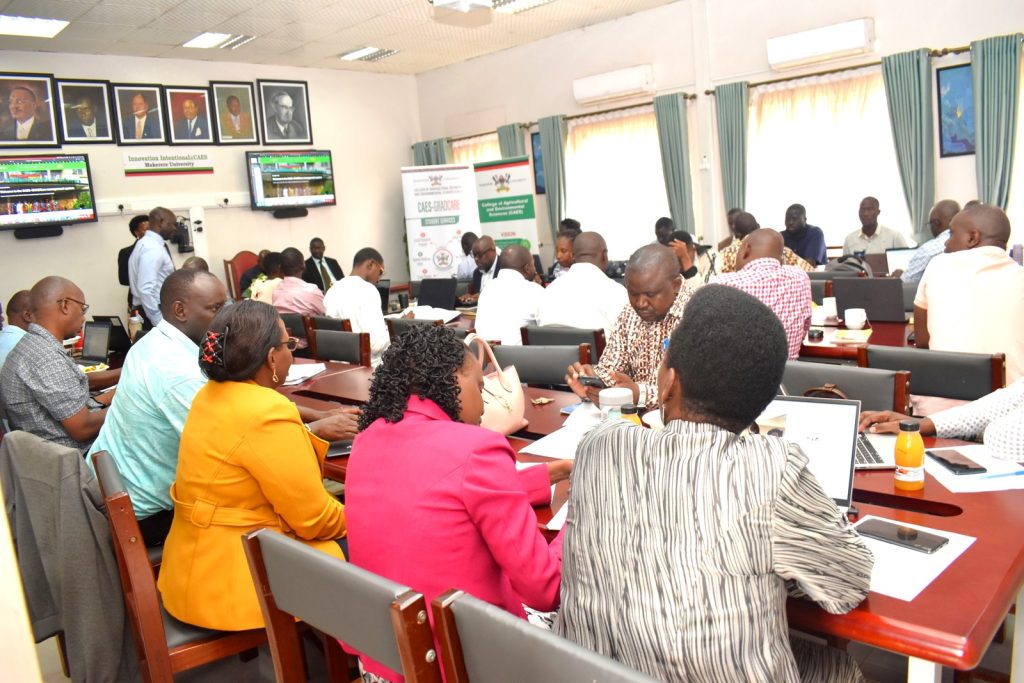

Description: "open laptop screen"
885 247 918 275
81 321 111 362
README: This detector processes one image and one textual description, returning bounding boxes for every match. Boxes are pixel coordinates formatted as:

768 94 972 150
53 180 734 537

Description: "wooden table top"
800 321 914 361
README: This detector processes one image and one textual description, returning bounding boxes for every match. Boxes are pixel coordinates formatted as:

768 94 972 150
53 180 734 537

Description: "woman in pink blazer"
345 325 571 681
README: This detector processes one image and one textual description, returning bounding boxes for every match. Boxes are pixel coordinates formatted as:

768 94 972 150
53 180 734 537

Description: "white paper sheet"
283 362 326 386
518 425 592 459
854 515 975 601
385 306 461 323
925 445 1024 493
545 503 569 531
563 401 603 430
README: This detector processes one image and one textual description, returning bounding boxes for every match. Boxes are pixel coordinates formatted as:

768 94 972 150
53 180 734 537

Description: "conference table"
800 320 915 361
283 360 1024 682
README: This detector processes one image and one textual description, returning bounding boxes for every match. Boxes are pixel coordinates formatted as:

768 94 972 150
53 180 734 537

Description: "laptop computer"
418 278 458 310
861 253 890 277
92 315 131 355
832 277 907 322
885 247 918 275
76 321 111 367
375 278 391 314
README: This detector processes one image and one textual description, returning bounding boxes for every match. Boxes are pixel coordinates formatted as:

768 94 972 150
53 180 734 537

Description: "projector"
429 0 491 11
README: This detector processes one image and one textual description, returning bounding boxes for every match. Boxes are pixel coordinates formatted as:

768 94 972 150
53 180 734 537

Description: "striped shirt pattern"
557 419 873 682
931 377 1024 461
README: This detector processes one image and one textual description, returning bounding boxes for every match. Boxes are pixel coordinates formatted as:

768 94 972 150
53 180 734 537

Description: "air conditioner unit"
767 18 876 71
572 65 655 106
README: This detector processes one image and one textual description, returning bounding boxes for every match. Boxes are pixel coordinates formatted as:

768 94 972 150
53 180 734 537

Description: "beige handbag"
464 333 528 435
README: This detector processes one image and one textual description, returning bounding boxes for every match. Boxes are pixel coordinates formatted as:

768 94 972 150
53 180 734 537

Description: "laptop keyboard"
855 435 884 465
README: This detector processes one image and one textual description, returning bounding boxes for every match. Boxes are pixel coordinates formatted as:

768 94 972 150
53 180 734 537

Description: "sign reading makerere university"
401 164 481 281
123 151 213 176
474 156 539 255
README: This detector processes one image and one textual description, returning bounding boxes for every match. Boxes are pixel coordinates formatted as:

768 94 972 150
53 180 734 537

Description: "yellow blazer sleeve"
236 398 347 541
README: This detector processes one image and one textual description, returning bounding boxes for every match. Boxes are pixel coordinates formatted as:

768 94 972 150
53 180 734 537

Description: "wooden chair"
857 347 1004 401
307 316 352 333
310 330 371 367
782 360 910 413
520 325 607 361
242 529 442 683
279 313 309 346
432 589 657 683
807 270 866 281
386 317 443 341
223 251 259 301
491 344 591 388
92 451 266 682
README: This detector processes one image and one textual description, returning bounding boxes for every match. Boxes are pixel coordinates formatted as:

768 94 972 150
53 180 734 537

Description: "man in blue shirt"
898 199 961 283
128 206 177 329
0 290 31 371
782 204 828 266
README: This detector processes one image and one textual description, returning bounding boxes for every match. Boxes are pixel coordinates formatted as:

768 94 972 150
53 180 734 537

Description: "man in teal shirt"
0 290 31 371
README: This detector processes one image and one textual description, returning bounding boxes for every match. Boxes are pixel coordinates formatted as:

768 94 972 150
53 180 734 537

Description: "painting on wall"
937 64 975 158
257 79 312 145
211 81 259 144
112 84 167 145
0 73 59 147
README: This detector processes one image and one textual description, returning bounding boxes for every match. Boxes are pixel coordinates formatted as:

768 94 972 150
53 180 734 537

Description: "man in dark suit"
265 90 306 140
172 98 209 141
122 92 161 141
1 86 54 142
65 95 108 140
117 215 149 307
459 235 502 304
302 237 344 292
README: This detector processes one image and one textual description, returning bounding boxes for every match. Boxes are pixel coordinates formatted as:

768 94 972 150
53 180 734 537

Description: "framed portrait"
56 79 114 144
112 84 166 145
164 86 214 145
937 63 975 158
257 79 312 145
531 131 546 195
210 81 259 144
0 72 59 148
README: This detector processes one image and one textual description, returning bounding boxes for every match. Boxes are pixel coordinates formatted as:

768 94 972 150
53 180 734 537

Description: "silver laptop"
885 247 918 275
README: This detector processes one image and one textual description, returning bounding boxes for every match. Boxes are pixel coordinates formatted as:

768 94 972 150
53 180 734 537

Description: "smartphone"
857 518 949 554
927 449 987 475
578 375 607 389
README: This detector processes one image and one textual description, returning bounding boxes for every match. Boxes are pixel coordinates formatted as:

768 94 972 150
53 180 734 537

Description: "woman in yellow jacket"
157 300 346 631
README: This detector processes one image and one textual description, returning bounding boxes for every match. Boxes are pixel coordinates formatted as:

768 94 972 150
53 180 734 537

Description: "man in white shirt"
537 231 628 331
460 235 501 304
456 231 478 280
474 245 544 345
915 204 1024 383
843 196 909 254
128 206 177 328
323 247 390 366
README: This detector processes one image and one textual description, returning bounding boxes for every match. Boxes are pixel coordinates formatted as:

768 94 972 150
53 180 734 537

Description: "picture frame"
164 86 214 145
257 79 312 145
0 72 59 148
210 81 259 144
936 63 975 158
531 131 546 195
112 84 167 145
56 79 115 144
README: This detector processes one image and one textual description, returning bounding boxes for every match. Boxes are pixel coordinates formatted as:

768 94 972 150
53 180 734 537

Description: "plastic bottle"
620 404 643 426
894 420 925 491
128 309 143 343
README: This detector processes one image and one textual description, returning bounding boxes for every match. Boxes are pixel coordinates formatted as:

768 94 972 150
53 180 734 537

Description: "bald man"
129 206 177 328
720 211 812 273
474 245 545 345
0 278 114 451
713 229 812 359
567 244 691 409
843 196 909 255
0 290 32 370
899 199 961 283
537 231 629 331
915 204 1024 382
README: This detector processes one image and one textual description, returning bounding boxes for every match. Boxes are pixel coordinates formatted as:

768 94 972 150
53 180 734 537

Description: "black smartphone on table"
927 449 987 475
857 518 949 554
578 375 607 389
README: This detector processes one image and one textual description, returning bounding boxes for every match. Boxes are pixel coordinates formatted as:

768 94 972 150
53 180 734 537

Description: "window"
1007 55 1024 248
564 106 670 259
746 67 912 247
451 132 501 165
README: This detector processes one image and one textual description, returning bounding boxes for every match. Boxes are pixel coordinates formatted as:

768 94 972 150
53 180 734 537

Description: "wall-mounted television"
0 153 98 237
246 149 336 219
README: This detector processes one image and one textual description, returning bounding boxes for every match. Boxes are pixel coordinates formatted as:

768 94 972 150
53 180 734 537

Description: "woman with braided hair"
345 324 571 681
157 300 347 631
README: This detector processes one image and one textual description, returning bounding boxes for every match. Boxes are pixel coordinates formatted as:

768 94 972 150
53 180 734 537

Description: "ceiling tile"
55 20 136 41
4 0 95 21
96 0 184 9
78 4 165 25
207 15 283 36
262 21 339 42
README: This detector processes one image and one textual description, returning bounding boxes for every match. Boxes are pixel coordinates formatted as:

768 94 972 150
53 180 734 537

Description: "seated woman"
158 300 347 631
248 251 284 303
345 325 570 680
547 229 576 279
557 284 873 682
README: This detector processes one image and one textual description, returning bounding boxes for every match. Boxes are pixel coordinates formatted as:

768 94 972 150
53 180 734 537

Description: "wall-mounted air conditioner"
572 65 655 106
767 18 876 71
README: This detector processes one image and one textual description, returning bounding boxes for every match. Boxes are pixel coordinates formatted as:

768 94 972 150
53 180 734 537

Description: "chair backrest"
278 313 308 341
807 270 865 281
312 330 371 367
432 590 656 683
809 279 826 306
308 316 352 332
902 281 917 313
387 317 442 341
858 346 1004 400
491 344 590 387
520 325 606 361
782 360 909 412
243 529 441 683
418 278 458 310
223 250 259 301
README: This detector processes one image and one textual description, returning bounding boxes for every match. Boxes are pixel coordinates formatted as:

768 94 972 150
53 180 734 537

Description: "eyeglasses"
473 247 495 258
278 336 299 351
58 297 89 314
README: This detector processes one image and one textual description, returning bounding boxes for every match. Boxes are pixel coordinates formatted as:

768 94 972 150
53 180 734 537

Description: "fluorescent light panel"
183 32 232 48
493 0 554 13
766 18 875 70
0 14 69 38
219 34 255 50
340 47 398 62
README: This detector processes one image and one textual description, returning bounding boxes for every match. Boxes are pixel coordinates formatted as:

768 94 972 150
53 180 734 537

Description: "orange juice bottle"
894 420 925 491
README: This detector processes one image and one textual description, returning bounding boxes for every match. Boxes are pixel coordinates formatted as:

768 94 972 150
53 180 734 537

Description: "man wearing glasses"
323 247 391 367
0 277 115 452
460 235 502 305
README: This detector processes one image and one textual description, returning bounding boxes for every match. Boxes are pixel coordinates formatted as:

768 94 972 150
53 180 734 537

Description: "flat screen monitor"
0 153 98 231
246 150 336 211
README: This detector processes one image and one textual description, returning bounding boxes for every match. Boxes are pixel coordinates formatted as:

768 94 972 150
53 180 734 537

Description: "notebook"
832 277 907 323
76 321 111 367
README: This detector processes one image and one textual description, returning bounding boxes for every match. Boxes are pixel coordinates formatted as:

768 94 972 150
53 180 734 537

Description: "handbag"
464 333 528 435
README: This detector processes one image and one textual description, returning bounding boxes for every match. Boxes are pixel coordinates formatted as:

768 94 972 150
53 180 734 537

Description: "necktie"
188 120 193 136
135 118 143 139
319 261 332 291
16 124 27 140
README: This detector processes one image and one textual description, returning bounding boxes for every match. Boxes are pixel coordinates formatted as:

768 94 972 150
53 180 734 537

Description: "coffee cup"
845 308 867 329
821 297 838 321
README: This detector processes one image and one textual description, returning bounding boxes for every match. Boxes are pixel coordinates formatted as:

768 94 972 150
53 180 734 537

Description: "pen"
979 470 1024 480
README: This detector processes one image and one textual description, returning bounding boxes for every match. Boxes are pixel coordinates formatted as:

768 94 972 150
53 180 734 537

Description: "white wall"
0 50 419 320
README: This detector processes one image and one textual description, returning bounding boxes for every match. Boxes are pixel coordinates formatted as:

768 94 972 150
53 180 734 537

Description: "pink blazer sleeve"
517 463 553 506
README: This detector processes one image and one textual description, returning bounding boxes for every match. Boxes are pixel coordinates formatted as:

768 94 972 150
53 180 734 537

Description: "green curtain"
882 49 935 245
714 82 749 212
412 138 451 165
497 123 526 158
972 34 1022 209
538 115 567 242
653 93 696 235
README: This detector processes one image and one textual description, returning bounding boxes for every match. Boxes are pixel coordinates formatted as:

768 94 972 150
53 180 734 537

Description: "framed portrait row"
0 72 314 148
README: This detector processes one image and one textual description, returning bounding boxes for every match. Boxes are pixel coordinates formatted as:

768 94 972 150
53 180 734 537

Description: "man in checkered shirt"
712 229 812 360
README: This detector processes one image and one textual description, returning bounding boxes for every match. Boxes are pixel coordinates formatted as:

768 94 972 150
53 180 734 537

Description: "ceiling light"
430 0 491 12
219 34 255 50
340 47 398 62
493 0 554 13
766 18 876 71
363 49 398 62
0 14 69 38
183 32 232 49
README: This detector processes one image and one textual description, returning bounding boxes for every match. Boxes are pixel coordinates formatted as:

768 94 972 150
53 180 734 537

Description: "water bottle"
128 309 143 342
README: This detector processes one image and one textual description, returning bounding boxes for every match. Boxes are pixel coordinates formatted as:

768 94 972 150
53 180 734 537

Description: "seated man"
273 247 326 319
713 229 811 359
0 290 31 370
783 203 828 266
474 245 544 345
566 245 690 409
914 203 1023 383
899 199 960 283
720 211 812 273
558 284 872 682
461 235 502 304
88 269 359 545
537 231 628 332
843 196 909 255
456 231 478 280
239 248 270 295
0 277 113 451
323 247 391 366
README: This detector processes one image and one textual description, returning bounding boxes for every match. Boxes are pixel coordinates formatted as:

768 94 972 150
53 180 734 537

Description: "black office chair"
808 270 865 281
857 347 1004 401
386 317 442 341
491 344 591 388
902 281 918 313
521 325 606 361
783 360 909 413
307 316 352 332
311 330 371 367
